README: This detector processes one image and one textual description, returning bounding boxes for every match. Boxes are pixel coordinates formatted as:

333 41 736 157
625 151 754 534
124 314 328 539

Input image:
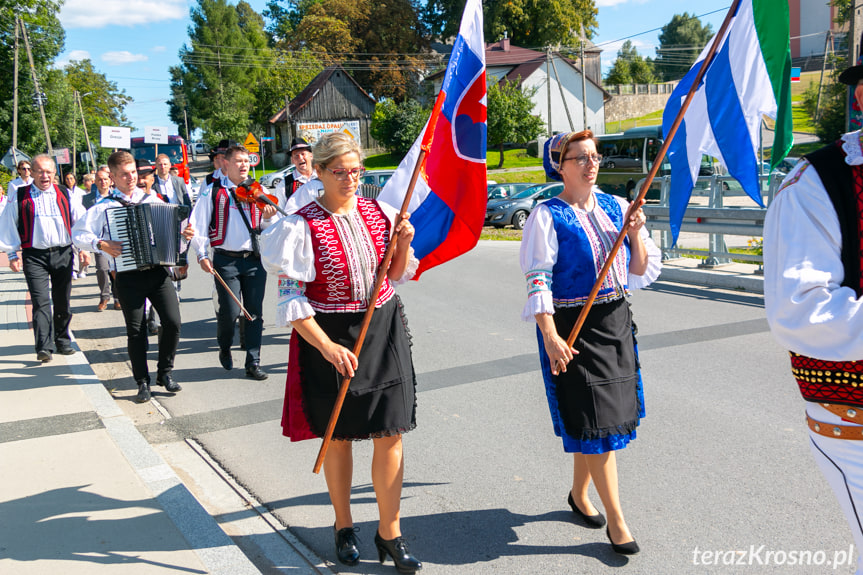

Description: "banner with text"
296 121 361 148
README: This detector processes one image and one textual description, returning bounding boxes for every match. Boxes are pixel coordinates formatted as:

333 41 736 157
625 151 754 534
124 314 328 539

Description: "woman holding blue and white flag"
521 130 661 555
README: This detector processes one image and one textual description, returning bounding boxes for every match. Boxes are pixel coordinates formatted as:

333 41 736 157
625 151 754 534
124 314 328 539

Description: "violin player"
189 145 281 380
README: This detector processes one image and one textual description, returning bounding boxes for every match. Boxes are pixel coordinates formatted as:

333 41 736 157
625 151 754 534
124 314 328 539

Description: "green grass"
489 170 548 184
605 110 663 134
479 227 523 240
487 147 543 169
364 153 401 170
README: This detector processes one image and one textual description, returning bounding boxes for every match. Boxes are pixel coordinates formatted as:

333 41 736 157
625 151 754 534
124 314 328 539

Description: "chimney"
501 31 510 52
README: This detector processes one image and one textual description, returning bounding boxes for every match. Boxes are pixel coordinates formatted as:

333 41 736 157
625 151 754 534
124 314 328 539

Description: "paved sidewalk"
0 263 261 574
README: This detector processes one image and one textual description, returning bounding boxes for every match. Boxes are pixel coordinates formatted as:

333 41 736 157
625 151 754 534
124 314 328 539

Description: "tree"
423 0 596 49
486 79 545 168
370 99 429 156
605 40 655 85
654 12 713 82
265 0 429 100
0 0 66 157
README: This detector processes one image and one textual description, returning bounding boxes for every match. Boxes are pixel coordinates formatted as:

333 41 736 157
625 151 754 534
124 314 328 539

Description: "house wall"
521 56 606 136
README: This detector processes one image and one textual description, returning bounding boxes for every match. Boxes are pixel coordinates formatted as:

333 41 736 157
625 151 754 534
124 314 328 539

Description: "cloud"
152 46 167 53
60 0 186 28
102 51 149 65
55 49 91 67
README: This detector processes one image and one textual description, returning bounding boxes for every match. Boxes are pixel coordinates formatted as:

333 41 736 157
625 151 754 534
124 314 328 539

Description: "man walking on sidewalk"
0 154 87 362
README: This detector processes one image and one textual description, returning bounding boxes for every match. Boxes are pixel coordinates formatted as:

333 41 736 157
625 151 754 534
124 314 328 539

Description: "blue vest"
546 193 630 306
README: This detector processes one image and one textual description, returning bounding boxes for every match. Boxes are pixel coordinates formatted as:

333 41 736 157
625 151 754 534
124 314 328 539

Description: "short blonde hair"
313 133 362 168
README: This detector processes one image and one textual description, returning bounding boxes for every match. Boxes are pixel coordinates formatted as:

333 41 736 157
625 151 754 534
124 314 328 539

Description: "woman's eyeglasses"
326 167 365 180
563 154 603 167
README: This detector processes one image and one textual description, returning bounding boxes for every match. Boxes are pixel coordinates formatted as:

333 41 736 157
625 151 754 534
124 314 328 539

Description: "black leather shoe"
606 527 639 555
56 344 76 355
135 380 152 403
219 349 233 370
568 492 606 528
245 364 268 380
156 373 182 393
375 532 422 573
334 525 360 566
37 350 53 362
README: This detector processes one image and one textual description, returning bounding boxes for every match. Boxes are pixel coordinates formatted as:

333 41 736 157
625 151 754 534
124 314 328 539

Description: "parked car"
487 182 533 200
361 169 395 187
189 142 210 157
485 182 565 230
600 155 641 170
259 164 295 188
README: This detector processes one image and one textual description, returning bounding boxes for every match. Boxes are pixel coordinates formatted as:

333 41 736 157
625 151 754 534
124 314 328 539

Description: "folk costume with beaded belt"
260 196 419 442
520 189 661 454
765 131 863 430
764 128 863 575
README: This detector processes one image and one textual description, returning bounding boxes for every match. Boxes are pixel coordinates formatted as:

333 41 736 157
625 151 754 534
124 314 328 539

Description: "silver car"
259 165 295 188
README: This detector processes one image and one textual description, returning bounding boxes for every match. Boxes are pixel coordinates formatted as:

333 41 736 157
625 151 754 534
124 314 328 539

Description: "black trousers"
115 267 181 382
213 251 266 368
22 245 73 353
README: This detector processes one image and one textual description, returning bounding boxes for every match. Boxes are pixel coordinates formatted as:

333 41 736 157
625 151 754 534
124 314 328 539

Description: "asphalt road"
71 240 853 575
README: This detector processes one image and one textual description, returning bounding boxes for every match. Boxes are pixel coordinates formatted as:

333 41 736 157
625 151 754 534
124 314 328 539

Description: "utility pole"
183 109 190 142
76 91 96 173
550 53 574 131
546 48 553 137
20 19 52 155
580 24 589 131
12 17 20 163
815 30 832 121
848 3 862 132
285 94 293 145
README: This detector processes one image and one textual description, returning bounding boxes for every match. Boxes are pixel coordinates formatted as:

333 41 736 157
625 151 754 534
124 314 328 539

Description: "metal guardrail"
637 173 784 268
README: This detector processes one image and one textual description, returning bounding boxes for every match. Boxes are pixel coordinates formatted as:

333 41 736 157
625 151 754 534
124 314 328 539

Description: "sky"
54 0 732 138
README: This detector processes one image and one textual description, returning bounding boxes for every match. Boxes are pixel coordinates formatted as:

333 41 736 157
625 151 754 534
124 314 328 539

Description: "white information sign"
295 121 361 148
100 126 131 149
144 126 169 145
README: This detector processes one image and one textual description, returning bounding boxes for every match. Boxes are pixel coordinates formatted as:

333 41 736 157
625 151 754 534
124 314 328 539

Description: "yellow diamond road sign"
244 133 259 153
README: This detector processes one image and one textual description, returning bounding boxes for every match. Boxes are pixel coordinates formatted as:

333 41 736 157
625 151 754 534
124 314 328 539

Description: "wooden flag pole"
565 0 740 349
313 93 446 474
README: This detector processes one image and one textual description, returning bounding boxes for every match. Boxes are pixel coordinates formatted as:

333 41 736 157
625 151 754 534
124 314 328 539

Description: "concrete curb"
63 339 262 575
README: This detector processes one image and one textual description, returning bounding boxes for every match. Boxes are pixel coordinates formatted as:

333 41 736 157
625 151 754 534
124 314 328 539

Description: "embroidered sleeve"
520 204 558 321
275 275 314 327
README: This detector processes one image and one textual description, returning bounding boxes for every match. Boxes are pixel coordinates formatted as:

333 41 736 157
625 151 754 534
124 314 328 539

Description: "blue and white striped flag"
662 0 792 242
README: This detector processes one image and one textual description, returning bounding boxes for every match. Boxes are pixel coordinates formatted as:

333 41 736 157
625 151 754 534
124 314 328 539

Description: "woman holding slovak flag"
520 130 661 555
260 132 422 573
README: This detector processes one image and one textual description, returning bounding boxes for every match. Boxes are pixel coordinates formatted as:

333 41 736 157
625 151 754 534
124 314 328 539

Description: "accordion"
105 203 191 273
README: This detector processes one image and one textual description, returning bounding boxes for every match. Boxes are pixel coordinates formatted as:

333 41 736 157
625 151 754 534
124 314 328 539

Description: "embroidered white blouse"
519 190 662 321
260 199 418 327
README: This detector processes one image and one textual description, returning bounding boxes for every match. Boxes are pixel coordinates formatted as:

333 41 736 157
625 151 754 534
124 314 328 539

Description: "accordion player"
105 203 191 273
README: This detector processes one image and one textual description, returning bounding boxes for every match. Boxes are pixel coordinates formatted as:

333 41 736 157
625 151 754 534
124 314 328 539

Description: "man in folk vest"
72 151 195 403
0 154 87 362
274 137 316 208
189 145 279 380
764 63 863 574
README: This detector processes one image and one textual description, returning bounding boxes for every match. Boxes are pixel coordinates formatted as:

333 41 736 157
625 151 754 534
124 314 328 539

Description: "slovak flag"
376 0 486 279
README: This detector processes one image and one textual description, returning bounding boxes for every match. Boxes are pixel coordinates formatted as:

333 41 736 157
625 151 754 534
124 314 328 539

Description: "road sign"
1 147 30 171
54 148 71 164
101 126 131 149
248 152 260 166
244 132 259 153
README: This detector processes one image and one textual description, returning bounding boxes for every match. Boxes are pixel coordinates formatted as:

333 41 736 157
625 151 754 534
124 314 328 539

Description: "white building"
429 38 611 136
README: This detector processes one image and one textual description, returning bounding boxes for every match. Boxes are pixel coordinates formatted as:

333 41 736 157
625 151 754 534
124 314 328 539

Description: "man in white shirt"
189 145 278 380
0 154 87 362
764 63 863 575
274 137 317 207
86 168 119 310
73 151 194 403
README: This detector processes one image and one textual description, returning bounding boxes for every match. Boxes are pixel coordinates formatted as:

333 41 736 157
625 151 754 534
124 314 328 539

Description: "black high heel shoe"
334 525 360 565
606 527 640 555
567 492 606 528
375 531 422 573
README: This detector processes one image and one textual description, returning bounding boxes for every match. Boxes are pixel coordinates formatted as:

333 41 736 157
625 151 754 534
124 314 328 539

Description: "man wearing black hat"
274 137 316 208
199 139 234 201
764 63 863 572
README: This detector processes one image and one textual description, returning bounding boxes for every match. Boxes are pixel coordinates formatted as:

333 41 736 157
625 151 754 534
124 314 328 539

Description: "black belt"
214 248 256 258
23 245 70 253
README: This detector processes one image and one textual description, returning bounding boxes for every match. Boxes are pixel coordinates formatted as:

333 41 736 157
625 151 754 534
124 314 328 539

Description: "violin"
234 178 287 216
